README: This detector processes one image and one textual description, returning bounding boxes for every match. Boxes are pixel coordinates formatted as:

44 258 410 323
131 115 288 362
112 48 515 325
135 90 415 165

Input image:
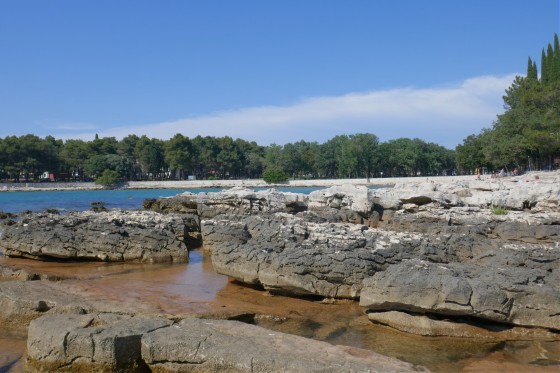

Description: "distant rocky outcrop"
0 210 193 263
27 313 426 373
145 187 308 218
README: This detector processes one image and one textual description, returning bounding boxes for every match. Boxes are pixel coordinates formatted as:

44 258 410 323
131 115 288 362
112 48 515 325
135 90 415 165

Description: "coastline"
2 171 557 192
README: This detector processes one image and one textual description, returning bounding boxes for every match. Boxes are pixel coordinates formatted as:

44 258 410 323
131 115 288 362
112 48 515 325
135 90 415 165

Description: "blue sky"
0 0 558 149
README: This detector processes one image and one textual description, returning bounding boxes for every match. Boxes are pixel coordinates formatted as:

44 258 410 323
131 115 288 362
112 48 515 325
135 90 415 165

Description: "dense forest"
0 133 454 182
1 34 558 183
456 34 560 173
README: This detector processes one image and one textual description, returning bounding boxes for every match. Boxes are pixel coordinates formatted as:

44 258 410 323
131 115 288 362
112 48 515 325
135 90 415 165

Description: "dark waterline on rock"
1 250 558 373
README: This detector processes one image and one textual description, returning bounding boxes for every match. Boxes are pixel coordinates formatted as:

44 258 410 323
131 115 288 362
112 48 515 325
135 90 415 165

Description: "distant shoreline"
1 172 557 192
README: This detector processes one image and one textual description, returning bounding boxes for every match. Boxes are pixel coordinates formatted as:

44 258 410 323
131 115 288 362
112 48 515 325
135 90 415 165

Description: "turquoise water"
0 187 325 214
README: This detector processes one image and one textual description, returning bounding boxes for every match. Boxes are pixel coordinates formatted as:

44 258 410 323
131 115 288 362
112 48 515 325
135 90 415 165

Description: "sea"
0 186 326 214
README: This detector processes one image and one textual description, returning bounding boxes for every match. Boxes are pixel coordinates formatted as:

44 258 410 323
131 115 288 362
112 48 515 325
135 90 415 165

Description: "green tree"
134 136 166 180
262 168 289 183
117 134 141 180
60 139 90 180
458 33 560 172
349 133 379 180
164 134 193 179
455 134 487 173
94 169 121 187
216 136 241 179
527 57 538 81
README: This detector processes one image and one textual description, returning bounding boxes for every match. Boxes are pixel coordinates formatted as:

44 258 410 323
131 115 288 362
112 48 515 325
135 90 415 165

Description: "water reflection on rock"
0 250 558 373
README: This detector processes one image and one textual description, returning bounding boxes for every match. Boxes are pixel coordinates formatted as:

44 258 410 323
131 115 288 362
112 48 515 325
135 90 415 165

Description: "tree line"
0 132 455 183
6 35 557 182
456 34 560 173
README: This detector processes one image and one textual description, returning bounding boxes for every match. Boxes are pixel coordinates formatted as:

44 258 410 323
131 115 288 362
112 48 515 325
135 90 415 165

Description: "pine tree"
553 34 560 82
541 48 548 83
533 61 538 80
547 43 556 82
527 57 538 80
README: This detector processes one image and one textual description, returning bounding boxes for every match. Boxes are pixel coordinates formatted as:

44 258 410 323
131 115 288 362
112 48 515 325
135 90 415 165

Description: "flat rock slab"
27 313 172 372
0 281 160 336
0 210 189 263
0 281 92 336
26 313 427 373
367 310 560 340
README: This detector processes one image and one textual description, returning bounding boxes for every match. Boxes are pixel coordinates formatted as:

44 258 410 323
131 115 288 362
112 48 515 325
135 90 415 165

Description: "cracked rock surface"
26 313 427 373
205 211 560 329
0 210 192 263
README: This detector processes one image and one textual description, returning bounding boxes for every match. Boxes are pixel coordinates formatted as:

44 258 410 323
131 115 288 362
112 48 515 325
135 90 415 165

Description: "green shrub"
263 168 289 183
491 205 509 215
95 169 121 187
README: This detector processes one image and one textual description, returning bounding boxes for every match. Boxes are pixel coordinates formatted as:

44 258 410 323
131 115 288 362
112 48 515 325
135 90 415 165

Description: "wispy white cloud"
54 74 517 148
49 122 100 131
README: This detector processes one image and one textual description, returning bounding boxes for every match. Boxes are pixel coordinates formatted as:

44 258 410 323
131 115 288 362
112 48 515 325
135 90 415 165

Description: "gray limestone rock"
360 258 560 330
367 310 560 340
147 188 309 219
208 213 381 298
384 207 560 243
0 210 189 263
26 313 426 373
142 317 427 373
207 211 560 330
27 313 172 372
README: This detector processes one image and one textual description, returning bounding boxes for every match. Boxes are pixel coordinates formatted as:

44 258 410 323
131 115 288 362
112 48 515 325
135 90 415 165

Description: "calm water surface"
0 187 324 214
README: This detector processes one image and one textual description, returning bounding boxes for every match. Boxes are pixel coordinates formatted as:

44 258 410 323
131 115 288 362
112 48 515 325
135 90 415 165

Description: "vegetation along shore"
0 35 558 187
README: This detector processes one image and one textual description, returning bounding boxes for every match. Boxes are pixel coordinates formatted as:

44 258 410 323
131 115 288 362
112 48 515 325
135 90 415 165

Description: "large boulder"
0 210 190 263
206 213 378 298
360 257 560 330
308 185 374 215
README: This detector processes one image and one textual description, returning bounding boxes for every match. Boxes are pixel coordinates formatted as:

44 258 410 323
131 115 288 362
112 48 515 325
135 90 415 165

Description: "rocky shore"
0 173 520 191
1 171 559 371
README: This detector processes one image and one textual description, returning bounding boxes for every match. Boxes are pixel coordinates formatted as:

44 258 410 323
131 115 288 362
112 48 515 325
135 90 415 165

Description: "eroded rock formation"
0 210 193 263
27 313 425 373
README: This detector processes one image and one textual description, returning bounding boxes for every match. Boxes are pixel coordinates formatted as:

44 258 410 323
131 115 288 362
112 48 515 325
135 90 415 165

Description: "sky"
0 0 559 149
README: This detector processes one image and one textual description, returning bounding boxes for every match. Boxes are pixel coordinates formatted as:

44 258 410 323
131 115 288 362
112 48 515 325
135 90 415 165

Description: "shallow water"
1 250 558 373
